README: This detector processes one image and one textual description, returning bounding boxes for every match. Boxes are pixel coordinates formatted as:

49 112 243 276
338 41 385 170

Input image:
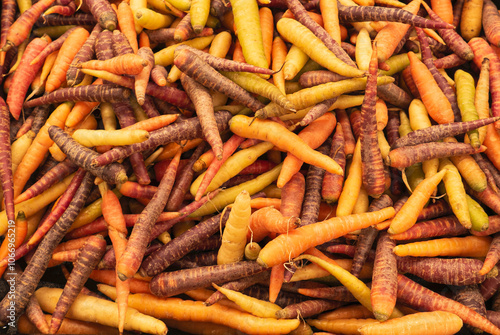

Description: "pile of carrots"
2 0 500 333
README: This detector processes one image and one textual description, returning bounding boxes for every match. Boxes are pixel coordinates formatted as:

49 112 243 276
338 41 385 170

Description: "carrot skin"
85 0 117 31
453 284 488 334
0 97 14 224
390 215 469 241
483 0 500 48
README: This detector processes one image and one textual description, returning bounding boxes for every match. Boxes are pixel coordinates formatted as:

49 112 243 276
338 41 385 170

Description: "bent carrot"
257 207 395 268
229 115 343 176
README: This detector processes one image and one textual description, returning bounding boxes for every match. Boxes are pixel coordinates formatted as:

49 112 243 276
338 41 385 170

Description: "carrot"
394 235 492 258
101 285 300 334
483 0 500 47
25 295 49 334
90 111 232 167
86 0 117 31
116 149 181 281
18 313 121 335
276 18 364 78
276 299 345 319
248 206 300 242
397 274 500 335
391 117 500 150
388 168 446 235
453 284 488 334
277 112 336 188
45 26 89 93
0 211 27 277
397 256 496 285
117 2 138 53
173 48 265 112
390 215 468 241
257 207 395 268
49 234 107 333
0 97 15 230
36 286 167 334
480 233 500 276
6 35 51 120
0 0 56 52
321 123 346 204
76 53 148 75
229 115 343 176
407 51 455 124
217 190 251 265
385 141 486 170
360 311 463 335
48 126 128 185
0 172 93 324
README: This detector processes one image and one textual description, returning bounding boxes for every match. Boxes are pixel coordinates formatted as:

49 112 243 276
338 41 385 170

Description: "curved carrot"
45 27 89 93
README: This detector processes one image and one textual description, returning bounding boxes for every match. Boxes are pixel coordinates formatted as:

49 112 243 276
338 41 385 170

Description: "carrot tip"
373 310 390 322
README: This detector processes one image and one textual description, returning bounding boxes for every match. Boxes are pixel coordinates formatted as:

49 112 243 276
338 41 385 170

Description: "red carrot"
85 0 117 31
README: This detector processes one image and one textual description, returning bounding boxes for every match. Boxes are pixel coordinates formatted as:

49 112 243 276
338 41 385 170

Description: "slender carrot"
257 207 395 268
116 149 181 281
397 274 500 335
49 234 107 334
394 235 492 258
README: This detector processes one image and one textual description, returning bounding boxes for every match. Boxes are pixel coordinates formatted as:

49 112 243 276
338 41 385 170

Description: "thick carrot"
0 97 14 228
386 142 486 170
1 0 56 52
117 2 138 53
86 0 117 31
44 26 89 93
397 256 495 285
77 53 148 75
217 190 251 265
101 285 300 334
229 115 343 176
407 51 454 124
257 207 395 268
37 287 167 334
483 0 500 48
390 215 469 241
49 234 107 333
6 36 51 120
397 274 500 335
48 126 128 185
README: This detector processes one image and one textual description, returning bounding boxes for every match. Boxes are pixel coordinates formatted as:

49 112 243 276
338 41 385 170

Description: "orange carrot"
257 207 395 268
388 169 447 235
0 211 27 277
117 2 138 53
407 51 455 124
247 206 300 242
101 188 130 333
45 27 90 93
431 0 454 24
393 235 493 257
77 53 148 75
1 0 56 52
277 112 337 188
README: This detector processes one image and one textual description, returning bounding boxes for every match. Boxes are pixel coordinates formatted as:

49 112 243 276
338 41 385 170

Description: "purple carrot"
452 284 488 335
0 97 14 224
141 210 231 277
145 27 213 44
112 29 133 56
48 126 128 185
338 3 455 29
90 110 232 167
24 85 131 108
433 53 467 69
116 149 182 281
390 215 469 241
0 172 93 325
391 117 500 149
149 261 267 297
38 12 97 26
276 299 345 319
84 0 117 31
